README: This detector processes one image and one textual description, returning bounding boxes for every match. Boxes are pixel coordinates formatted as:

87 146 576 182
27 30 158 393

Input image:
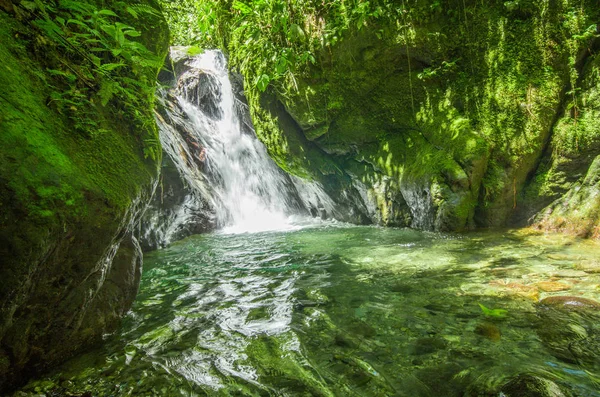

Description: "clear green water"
17 226 600 396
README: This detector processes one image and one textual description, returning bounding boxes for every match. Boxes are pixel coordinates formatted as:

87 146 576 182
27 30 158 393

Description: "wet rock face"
79 233 144 334
0 185 157 392
177 70 223 119
400 182 436 231
533 155 600 238
140 52 220 250
536 296 600 367
140 154 215 251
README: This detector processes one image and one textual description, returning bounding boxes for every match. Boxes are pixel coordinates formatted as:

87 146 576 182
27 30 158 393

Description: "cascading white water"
155 49 337 235
182 51 298 233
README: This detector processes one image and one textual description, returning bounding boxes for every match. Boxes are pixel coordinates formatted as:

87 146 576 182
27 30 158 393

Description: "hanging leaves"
256 74 271 92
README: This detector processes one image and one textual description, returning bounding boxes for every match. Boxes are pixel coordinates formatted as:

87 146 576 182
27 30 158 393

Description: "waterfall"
151 49 336 237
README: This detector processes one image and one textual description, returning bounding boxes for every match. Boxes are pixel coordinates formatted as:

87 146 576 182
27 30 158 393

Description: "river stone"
497 375 571 397
474 322 501 341
411 336 448 355
551 270 588 278
465 374 572 397
575 261 600 273
536 281 570 292
536 296 600 365
412 363 467 397
538 296 600 310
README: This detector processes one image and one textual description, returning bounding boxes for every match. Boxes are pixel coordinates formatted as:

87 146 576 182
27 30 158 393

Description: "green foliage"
186 45 203 56
159 0 215 45
18 0 164 150
175 0 598 147
160 0 408 94
0 8 165 226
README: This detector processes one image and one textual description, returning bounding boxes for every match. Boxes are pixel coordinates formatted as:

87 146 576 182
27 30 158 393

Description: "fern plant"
21 0 165 151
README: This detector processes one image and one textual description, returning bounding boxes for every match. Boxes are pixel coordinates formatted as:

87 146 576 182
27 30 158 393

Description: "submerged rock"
575 260 600 273
465 374 572 397
536 281 571 292
498 375 571 397
538 296 600 310
474 322 501 341
536 296 600 366
411 336 448 355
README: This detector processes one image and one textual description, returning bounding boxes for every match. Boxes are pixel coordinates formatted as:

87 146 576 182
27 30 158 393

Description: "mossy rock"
0 4 168 392
498 375 572 397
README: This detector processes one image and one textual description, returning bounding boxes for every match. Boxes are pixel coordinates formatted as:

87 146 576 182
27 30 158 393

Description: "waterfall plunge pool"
15 225 600 396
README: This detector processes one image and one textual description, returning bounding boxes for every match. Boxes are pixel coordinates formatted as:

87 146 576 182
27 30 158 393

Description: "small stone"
474 322 501 341
334 333 356 348
538 296 600 310
575 261 600 273
348 319 376 338
489 280 539 300
536 296 600 365
411 336 448 355
547 254 581 261
536 281 570 292
551 270 587 278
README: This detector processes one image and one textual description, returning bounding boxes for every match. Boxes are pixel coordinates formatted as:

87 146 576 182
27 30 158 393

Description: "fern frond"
127 4 162 19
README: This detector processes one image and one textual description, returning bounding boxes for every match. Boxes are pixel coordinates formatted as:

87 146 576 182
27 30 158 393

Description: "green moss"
237 1 596 227
535 155 600 238
0 4 169 390
553 54 600 157
520 51 600 226
0 15 153 223
248 87 346 181
158 0 599 229
186 46 203 56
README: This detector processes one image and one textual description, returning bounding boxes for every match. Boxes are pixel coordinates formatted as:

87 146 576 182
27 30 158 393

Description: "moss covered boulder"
0 1 168 391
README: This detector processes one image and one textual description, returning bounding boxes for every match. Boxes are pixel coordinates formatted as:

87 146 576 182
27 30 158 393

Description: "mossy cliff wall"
529 47 600 237
202 0 599 232
0 1 168 391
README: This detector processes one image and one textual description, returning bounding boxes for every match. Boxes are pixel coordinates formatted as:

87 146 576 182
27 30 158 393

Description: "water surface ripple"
16 226 600 396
